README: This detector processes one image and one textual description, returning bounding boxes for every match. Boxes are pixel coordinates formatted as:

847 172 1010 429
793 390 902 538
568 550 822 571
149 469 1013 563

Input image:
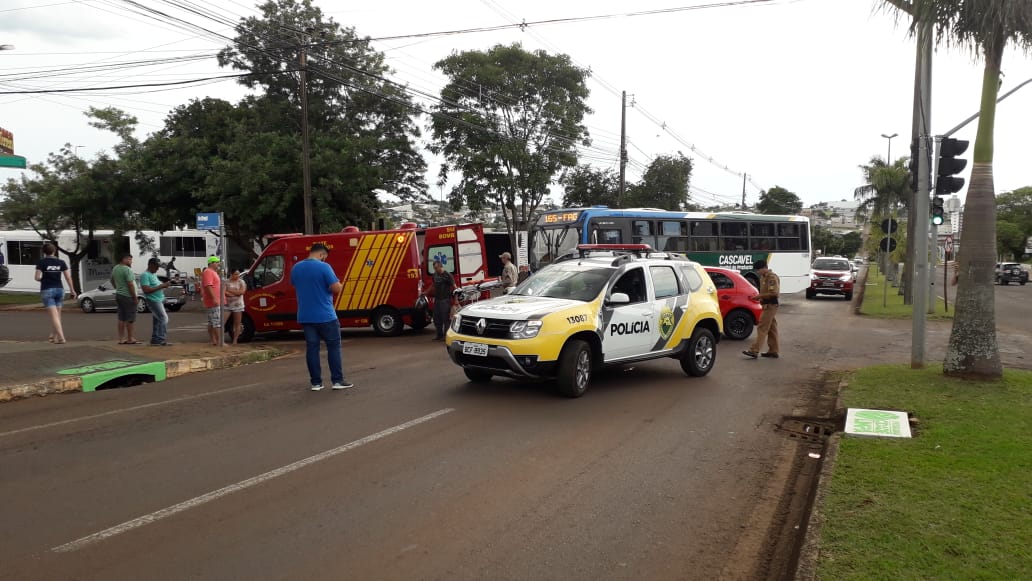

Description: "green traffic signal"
931 196 945 226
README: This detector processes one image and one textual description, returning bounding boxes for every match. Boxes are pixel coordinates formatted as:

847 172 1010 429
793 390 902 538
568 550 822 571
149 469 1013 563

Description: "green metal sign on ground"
844 408 912 438
0 155 27 169
58 360 167 392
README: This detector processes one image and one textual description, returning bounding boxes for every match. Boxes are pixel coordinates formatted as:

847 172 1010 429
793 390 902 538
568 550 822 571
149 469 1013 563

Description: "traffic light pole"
928 136 941 315
911 21 932 369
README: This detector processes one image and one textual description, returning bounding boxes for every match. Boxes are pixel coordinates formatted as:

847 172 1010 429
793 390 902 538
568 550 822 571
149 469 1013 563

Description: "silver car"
78 275 186 313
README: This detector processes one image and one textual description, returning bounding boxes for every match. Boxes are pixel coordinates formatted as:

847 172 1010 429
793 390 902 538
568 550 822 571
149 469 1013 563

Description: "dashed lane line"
51 408 456 553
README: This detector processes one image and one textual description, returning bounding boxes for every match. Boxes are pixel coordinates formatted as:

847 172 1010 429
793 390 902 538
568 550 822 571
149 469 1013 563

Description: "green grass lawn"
860 265 953 320
0 291 41 306
816 365 1032 580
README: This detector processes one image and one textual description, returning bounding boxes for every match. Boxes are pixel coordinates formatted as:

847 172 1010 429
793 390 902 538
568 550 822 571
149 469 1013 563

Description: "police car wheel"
723 310 754 341
681 328 716 377
557 339 592 398
463 368 493 383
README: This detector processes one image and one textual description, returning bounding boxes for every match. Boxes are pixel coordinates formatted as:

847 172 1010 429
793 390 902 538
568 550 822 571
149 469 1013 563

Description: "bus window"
659 221 688 252
750 223 776 251
721 222 749 251
690 221 719 252
777 223 807 250
592 228 622 244
632 221 653 246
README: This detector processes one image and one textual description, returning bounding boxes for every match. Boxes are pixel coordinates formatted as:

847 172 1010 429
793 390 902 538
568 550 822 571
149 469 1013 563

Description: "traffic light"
908 138 919 192
931 196 945 225
936 137 969 195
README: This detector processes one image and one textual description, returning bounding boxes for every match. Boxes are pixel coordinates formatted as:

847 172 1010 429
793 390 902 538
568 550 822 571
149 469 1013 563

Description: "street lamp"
880 132 898 165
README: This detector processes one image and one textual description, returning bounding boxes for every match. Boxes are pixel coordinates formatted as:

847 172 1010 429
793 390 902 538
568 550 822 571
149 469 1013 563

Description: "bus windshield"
530 225 580 270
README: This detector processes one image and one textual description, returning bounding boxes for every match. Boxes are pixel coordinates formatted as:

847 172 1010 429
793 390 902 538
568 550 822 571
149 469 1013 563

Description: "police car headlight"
450 314 462 333
509 320 542 339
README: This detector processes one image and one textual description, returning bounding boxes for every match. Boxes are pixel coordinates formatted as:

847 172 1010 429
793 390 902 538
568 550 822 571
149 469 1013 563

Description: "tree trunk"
943 44 1003 380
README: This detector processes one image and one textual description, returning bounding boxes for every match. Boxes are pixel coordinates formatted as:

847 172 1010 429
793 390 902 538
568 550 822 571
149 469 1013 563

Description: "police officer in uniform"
743 259 780 359
426 260 455 341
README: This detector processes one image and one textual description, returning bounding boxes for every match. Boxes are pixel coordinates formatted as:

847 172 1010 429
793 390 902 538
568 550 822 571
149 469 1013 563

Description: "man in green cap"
202 255 222 346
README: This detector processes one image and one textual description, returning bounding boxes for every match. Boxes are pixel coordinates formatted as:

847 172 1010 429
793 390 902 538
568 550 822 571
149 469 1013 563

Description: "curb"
793 378 848 581
0 347 284 402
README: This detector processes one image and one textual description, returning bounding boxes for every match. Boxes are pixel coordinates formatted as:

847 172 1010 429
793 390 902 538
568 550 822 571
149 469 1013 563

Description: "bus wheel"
372 307 404 336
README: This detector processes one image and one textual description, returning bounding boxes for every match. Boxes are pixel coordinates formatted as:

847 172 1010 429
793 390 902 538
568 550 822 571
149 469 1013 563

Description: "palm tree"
855 156 912 217
881 0 1032 379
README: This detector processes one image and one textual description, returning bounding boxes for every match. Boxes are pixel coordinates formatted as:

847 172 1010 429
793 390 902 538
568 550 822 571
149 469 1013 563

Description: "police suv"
446 244 724 397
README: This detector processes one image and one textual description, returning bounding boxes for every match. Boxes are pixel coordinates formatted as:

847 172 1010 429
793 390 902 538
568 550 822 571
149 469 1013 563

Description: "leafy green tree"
856 155 914 301
0 146 106 292
756 186 803 215
996 186 1032 240
882 0 1032 379
996 220 1026 260
626 153 693 210
430 43 591 252
561 165 619 208
215 0 426 236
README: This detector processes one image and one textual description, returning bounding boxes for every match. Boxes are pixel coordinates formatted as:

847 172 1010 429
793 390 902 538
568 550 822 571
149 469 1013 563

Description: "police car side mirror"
608 292 630 305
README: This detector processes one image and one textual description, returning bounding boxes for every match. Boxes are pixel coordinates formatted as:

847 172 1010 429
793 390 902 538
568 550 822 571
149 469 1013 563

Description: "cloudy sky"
2 0 1030 209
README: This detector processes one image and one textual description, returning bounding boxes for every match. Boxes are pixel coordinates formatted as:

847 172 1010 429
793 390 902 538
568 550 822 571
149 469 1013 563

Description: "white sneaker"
310 384 324 391
332 380 353 390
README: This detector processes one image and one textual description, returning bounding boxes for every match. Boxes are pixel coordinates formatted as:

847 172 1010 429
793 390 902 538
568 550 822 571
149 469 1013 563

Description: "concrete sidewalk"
0 340 287 402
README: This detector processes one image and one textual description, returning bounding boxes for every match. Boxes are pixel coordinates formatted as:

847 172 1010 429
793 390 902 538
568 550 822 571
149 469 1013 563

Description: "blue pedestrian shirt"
290 258 339 324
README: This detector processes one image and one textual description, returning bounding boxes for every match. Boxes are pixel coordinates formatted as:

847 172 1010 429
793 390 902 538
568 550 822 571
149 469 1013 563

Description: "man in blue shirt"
290 243 351 391
140 257 173 346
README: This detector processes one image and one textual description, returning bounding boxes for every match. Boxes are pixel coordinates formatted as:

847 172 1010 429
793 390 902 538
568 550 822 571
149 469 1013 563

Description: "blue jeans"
302 320 344 385
147 299 168 344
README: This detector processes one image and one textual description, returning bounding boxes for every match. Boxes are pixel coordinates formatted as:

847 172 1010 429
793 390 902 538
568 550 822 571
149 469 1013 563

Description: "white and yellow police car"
446 244 723 397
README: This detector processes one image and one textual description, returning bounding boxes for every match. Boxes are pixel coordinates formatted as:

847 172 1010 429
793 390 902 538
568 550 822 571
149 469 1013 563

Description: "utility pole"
618 91 627 207
741 174 747 209
300 29 314 235
911 20 933 368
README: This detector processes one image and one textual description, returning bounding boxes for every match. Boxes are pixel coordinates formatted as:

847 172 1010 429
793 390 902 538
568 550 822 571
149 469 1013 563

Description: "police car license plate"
462 342 488 357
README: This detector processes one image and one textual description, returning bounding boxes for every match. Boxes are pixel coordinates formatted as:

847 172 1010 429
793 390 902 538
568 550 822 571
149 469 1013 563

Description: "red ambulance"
234 223 490 341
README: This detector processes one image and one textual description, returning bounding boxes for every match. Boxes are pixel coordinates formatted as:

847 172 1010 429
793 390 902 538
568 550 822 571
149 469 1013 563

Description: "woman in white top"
224 268 248 344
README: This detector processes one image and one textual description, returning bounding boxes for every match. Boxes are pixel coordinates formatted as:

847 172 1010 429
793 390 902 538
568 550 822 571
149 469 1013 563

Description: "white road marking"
51 408 456 553
0 383 262 439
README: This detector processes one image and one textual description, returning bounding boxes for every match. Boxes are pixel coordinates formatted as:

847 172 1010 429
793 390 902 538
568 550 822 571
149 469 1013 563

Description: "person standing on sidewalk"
141 257 173 346
499 252 518 290
743 259 780 359
224 267 247 344
202 256 222 346
425 260 455 341
35 242 75 344
111 253 140 344
290 243 351 391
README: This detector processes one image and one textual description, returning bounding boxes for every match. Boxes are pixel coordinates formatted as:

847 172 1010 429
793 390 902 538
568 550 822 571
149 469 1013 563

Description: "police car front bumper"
447 340 557 379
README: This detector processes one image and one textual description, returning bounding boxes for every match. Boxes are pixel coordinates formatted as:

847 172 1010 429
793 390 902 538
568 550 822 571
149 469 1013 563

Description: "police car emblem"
475 318 487 335
659 306 675 340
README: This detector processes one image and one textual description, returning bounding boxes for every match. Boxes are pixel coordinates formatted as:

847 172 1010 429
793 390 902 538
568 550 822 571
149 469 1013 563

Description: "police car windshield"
511 266 611 302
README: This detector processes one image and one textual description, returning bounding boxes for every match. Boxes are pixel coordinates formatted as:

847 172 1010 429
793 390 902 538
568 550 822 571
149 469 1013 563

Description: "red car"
704 267 763 341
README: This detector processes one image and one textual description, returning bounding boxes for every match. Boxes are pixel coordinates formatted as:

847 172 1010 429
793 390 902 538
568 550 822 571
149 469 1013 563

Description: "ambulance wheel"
464 368 493 383
680 327 716 377
557 339 592 398
372 307 404 336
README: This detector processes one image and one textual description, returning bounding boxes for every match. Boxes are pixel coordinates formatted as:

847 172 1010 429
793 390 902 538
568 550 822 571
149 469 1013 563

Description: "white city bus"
528 208 813 293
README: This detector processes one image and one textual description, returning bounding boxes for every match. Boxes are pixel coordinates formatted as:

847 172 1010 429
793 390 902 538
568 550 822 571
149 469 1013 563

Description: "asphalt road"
1 284 1030 580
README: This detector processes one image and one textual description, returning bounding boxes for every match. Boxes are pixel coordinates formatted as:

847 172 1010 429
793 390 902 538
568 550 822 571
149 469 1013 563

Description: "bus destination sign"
543 211 582 225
